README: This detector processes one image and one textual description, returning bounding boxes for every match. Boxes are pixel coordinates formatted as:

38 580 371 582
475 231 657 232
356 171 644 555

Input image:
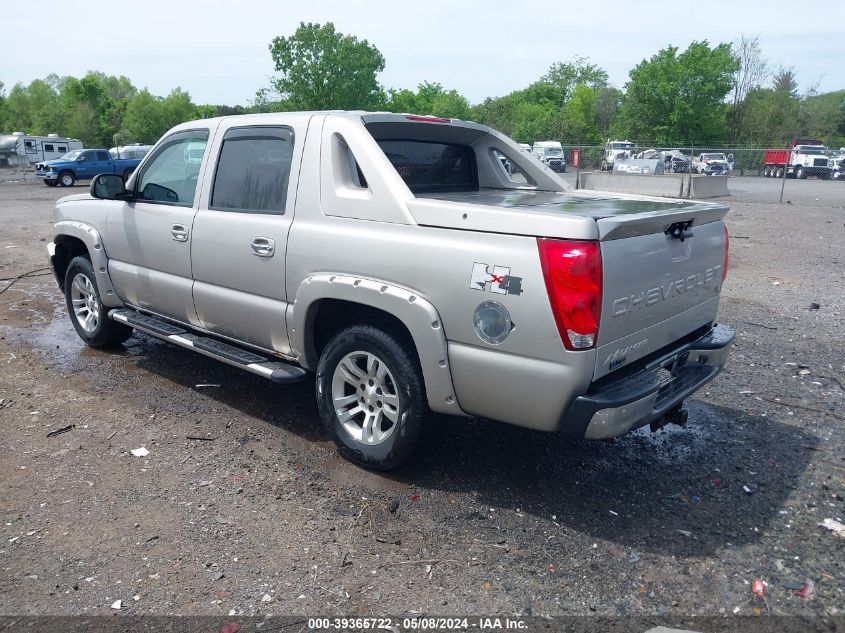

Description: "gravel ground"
0 180 843 626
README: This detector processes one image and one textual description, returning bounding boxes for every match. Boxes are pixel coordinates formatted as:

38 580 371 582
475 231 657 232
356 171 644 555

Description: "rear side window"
97 151 109 161
211 126 294 215
377 140 477 193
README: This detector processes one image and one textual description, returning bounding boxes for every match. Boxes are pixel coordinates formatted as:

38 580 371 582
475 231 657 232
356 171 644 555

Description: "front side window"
210 127 294 214
135 130 209 206
377 140 476 193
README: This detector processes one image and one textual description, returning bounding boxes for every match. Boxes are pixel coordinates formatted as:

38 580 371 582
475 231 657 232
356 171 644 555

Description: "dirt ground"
0 180 843 625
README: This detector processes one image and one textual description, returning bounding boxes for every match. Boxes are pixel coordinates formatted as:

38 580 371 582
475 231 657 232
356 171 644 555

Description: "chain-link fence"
559 145 799 177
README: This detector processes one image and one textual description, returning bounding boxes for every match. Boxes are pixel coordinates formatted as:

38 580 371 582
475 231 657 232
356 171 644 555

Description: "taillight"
722 224 729 283
537 238 602 350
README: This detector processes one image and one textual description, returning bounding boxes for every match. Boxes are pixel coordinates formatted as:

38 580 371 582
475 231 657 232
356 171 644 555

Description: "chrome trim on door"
250 237 275 257
171 224 189 242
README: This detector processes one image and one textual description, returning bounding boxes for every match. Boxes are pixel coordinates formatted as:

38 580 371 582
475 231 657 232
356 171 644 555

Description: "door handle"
250 237 275 257
171 224 189 242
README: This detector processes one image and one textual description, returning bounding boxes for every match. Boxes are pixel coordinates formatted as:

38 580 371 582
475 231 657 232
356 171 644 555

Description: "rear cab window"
376 140 477 193
210 126 294 215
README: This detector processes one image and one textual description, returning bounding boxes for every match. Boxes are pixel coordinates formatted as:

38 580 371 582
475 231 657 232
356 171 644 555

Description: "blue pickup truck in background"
35 148 145 187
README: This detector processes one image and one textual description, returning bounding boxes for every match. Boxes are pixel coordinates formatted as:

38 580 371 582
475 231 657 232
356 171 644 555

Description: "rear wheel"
776 167 784 178
59 171 75 187
316 324 426 470
123 168 134 181
64 256 133 348
763 166 771 178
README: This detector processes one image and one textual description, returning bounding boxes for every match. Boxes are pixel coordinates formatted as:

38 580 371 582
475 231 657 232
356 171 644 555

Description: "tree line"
1 23 843 149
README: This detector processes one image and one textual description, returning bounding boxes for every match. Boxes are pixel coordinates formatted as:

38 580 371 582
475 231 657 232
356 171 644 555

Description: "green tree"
120 90 166 143
386 81 470 119
263 22 386 110
798 90 845 147
620 41 738 144
563 84 600 143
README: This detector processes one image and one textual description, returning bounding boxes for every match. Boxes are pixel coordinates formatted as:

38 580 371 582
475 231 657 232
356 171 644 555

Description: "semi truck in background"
532 141 566 172
763 139 835 179
601 140 635 172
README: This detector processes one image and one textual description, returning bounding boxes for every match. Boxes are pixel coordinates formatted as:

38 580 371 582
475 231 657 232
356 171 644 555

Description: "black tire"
600 160 608 172
123 168 134 181
316 324 427 470
64 256 133 348
59 171 75 187
777 167 784 178
796 167 805 179
44 179 58 187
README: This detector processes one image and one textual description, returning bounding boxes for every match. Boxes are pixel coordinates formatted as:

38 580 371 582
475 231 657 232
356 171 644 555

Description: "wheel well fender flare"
51 221 122 308
287 274 465 417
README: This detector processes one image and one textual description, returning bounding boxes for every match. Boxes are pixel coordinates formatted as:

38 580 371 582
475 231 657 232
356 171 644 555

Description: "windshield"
611 143 632 150
701 154 726 161
58 150 83 161
797 146 827 155
542 148 563 157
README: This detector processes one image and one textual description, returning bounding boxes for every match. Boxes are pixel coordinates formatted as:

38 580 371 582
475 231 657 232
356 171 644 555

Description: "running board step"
110 309 308 384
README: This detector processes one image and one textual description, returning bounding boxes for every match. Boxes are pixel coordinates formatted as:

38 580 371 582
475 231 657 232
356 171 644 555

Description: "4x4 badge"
469 263 523 296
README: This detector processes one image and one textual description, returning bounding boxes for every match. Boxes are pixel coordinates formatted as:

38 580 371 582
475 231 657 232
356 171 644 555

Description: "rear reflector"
537 238 602 350
723 224 729 283
405 114 451 123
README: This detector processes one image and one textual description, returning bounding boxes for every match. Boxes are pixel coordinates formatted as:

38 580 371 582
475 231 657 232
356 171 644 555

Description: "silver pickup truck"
47 112 734 469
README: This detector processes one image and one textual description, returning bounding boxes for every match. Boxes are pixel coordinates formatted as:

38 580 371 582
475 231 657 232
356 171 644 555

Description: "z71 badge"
470 263 523 295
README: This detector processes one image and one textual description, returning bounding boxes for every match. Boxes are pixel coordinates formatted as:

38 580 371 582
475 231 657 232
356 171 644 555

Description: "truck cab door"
105 128 213 324
75 151 101 179
190 121 304 356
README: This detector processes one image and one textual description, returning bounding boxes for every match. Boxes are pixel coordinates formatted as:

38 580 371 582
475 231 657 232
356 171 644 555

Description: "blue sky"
4 0 843 105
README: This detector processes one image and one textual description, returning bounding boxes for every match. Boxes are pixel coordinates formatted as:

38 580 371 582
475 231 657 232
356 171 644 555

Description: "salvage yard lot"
0 181 843 619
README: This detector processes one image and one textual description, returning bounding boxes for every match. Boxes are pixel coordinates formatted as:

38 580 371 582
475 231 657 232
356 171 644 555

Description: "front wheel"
59 171 75 187
796 167 806 179
64 256 133 348
44 179 58 187
316 324 427 470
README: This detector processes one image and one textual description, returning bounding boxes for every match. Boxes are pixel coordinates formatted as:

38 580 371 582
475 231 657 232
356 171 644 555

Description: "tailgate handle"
665 220 694 242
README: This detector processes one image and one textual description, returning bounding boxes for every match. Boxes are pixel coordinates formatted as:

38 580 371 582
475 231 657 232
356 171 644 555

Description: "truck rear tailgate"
594 219 726 379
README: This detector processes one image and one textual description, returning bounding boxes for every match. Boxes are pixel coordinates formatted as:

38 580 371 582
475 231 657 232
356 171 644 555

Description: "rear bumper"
563 323 735 439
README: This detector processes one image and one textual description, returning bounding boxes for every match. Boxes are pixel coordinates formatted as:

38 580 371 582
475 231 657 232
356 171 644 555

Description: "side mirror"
90 173 129 200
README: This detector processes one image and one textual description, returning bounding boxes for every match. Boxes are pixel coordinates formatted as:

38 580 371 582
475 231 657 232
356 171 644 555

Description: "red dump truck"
763 139 834 179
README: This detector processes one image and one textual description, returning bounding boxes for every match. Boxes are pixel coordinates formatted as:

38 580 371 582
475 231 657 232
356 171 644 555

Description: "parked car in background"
662 150 691 173
532 141 566 172
47 111 732 469
601 139 634 171
34 148 145 187
519 143 532 153
831 150 845 180
636 149 690 173
694 152 732 175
